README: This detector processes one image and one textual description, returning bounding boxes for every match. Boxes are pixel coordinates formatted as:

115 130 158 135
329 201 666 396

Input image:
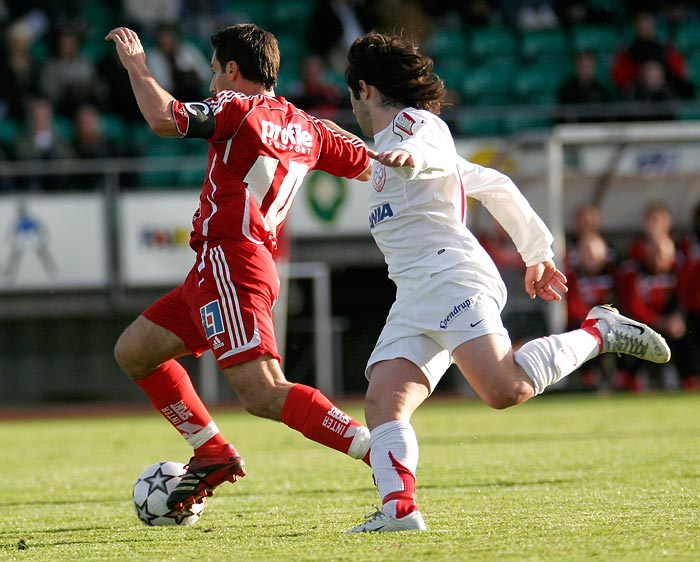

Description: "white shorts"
366 269 510 394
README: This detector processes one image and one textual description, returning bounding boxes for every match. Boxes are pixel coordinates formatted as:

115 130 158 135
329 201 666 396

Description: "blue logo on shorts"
439 298 474 330
200 300 224 338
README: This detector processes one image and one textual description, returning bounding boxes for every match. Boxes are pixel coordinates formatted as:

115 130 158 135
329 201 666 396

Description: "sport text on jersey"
261 120 313 154
369 202 394 229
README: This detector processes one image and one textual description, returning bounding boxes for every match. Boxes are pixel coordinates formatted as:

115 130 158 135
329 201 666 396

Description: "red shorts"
143 240 281 368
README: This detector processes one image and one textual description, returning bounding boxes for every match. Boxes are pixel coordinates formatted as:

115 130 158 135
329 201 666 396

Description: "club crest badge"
372 163 386 192
395 112 416 135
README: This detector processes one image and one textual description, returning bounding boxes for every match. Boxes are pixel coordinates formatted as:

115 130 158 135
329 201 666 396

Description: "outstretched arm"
105 27 179 137
458 156 554 267
319 118 373 181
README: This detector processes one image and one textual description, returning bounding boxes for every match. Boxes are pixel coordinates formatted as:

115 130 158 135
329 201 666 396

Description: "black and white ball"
133 461 205 526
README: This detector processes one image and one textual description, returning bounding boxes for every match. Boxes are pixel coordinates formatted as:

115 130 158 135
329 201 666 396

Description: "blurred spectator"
307 0 373 72
557 51 612 123
2 1 80 24
40 25 99 117
565 232 618 389
678 201 700 390
72 104 118 190
372 0 434 44
180 0 232 45
146 23 210 102
96 49 142 124
14 96 76 191
566 233 617 327
623 60 679 120
617 234 697 390
0 20 42 121
122 0 180 39
499 0 559 30
626 200 674 262
679 199 700 259
553 0 623 28
287 55 346 118
612 11 694 100
566 204 617 269
419 0 500 27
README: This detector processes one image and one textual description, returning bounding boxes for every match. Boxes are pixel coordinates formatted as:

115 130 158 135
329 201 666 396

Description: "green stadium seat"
455 112 503 137
426 28 467 64
137 132 186 188
512 62 565 104
276 32 309 68
54 115 75 142
683 49 700 86
269 1 316 30
678 104 700 121
586 0 626 21
435 60 467 95
100 113 128 152
228 1 272 28
675 22 700 54
501 111 553 134
519 29 569 63
460 61 517 106
0 117 21 146
466 26 517 63
571 24 622 55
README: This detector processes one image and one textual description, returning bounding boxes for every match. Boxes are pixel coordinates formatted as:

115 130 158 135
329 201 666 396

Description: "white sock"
370 420 419 503
514 329 599 394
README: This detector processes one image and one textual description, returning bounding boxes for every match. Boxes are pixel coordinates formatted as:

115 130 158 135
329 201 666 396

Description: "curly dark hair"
211 24 279 90
345 32 446 114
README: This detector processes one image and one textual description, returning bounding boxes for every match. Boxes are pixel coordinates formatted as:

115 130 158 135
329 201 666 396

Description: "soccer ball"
132 461 205 526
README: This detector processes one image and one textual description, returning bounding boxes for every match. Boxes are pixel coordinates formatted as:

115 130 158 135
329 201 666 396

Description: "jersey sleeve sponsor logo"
261 119 314 154
394 111 416 135
369 202 393 229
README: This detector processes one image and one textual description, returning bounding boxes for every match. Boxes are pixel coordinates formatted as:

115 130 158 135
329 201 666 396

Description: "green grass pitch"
1 393 699 561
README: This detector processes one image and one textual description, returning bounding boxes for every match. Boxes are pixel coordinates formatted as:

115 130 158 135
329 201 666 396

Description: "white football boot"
345 507 427 533
584 304 671 363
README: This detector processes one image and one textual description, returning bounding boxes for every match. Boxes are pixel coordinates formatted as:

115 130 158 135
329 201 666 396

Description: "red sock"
136 359 227 454
281 384 369 463
581 319 604 353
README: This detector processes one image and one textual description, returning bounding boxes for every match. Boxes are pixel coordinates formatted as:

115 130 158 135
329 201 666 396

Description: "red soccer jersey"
172 92 369 253
565 267 616 326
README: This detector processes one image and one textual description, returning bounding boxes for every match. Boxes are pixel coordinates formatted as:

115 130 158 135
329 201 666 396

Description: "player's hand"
105 27 146 70
370 149 414 168
524 260 567 301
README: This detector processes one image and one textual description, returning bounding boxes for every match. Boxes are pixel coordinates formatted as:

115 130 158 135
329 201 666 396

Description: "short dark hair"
211 24 279 90
346 32 446 114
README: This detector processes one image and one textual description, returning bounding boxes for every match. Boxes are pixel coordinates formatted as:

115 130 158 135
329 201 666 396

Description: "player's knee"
480 381 532 410
113 335 133 377
114 332 148 380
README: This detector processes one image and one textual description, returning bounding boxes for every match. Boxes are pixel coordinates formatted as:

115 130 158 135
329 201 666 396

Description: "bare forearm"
105 27 179 137
126 65 179 136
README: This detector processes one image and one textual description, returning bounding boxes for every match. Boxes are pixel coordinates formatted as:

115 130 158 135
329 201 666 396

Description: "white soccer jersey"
368 108 554 290
366 108 556 388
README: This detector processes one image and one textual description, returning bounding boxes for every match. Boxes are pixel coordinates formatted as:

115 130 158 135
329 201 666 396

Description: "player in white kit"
344 32 671 532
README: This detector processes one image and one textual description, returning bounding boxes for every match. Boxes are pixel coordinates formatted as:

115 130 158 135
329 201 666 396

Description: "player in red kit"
106 24 373 513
